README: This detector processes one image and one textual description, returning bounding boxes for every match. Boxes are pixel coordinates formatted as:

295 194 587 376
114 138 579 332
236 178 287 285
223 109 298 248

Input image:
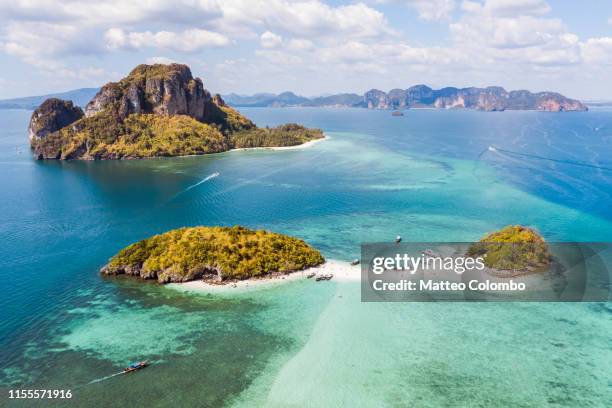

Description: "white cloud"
260 31 283 49
103 27 127 50
255 49 303 65
0 28 107 81
287 38 314 51
317 40 464 67
0 1 224 73
0 0 223 25
376 0 455 21
452 15 568 49
104 28 230 52
581 37 612 65
451 0 581 67
146 56 178 65
1 22 90 61
1 0 611 98
461 0 550 17
404 0 456 21
1 0 394 76
218 0 394 39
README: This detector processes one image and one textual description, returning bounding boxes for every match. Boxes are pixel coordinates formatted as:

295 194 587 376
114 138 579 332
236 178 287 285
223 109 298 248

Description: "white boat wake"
486 145 612 171
170 172 220 200
184 172 220 191
87 371 125 384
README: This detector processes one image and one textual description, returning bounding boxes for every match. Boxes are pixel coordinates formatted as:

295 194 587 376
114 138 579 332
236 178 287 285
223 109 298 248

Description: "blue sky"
1 0 611 99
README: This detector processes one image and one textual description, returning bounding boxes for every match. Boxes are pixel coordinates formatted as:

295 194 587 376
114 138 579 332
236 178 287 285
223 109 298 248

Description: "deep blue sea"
0 107 610 407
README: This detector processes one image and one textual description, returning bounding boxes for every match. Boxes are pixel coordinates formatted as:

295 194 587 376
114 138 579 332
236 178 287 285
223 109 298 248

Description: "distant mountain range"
1 84 587 112
223 85 587 112
222 92 311 107
223 92 363 108
0 88 98 110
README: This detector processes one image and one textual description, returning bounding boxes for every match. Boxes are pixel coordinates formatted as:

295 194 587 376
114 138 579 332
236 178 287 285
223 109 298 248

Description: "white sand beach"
270 136 327 150
229 135 327 153
169 259 359 294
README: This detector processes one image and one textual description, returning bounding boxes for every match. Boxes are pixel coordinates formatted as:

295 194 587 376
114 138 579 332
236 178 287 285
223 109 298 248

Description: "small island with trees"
28 63 324 160
101 226 325 284
466 225 551 276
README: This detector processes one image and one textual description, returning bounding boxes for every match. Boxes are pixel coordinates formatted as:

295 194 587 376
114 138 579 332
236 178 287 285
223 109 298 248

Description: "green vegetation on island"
34 113 229 159
231 123 324 148
101 226 325 283
466 225 550 272
29 63 324 160
203 95 256 134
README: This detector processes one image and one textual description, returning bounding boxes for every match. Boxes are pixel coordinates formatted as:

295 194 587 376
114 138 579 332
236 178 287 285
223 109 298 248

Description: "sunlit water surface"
0 108 611 407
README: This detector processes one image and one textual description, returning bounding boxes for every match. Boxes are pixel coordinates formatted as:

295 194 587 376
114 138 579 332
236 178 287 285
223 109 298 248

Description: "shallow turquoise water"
0 108 610 406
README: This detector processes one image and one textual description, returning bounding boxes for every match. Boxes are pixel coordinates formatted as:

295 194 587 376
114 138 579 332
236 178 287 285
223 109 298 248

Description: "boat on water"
315 274 333 281
422 249 440 258
392 110 404 116
395 235 402 244
350 259 360 266
306 272 316 279
123 361 149 373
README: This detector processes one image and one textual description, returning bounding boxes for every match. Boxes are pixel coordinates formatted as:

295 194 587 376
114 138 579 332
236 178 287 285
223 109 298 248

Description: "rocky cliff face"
406 85 436 106
364 89 389 109
28 98 83 140
387 89 408 109
534 92 586 112
85 64 212 121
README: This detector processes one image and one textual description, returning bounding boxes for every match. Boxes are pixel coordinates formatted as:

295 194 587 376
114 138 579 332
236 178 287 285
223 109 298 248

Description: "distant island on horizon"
0 88 99 110
223 85 587 112
2 84 589 113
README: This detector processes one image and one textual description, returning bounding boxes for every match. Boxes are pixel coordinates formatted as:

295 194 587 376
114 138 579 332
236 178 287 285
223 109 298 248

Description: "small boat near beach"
123 361 149 373
392 111 404 116
395 235 402 244
315 274 333 281
350 259 360 266
306 272 316 279
422 249 439 258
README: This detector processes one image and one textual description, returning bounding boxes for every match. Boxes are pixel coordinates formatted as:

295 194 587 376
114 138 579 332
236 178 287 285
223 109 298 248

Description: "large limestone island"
28 64 323 160
101 226 325 284
466 225 551 276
